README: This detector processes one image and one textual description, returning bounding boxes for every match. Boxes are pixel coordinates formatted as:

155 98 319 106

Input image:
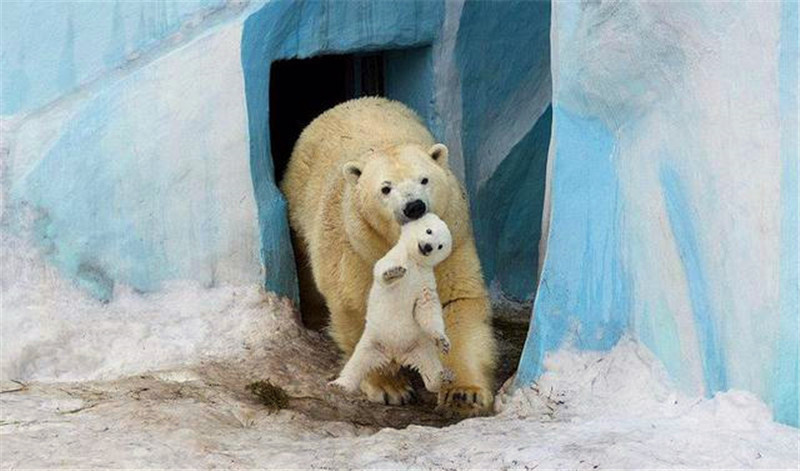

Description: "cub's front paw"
434 335 451 355
382 266 407 283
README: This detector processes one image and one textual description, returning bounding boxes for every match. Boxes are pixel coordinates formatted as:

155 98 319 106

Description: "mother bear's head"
341 143 466 250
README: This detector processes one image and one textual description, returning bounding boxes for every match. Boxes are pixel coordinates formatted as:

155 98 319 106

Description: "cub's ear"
342 161 363 185
428 143 449 167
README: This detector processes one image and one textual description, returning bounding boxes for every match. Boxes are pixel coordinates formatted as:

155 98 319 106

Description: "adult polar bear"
281 97 496 416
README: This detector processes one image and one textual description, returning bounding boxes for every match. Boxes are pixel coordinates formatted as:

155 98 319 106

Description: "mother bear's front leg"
437 297 496 416
434 241 497 417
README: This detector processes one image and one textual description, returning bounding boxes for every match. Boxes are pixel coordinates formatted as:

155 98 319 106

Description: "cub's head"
342 143 451 239
400 213 452 267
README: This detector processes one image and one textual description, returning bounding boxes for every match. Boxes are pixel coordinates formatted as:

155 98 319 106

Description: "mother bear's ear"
428 144 449 168
342 161 363 185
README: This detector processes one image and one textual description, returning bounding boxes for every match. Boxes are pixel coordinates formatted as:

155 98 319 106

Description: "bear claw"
328 378 357 393
361 372 415 406
435 335 451 354
437 385 493 418
382 266 407 283
440 368 455 385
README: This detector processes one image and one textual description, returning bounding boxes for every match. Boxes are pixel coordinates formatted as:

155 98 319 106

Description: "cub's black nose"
403 199 427 220
419 243 433 256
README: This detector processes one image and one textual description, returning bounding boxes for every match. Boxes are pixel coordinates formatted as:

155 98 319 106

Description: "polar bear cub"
331 213 454 394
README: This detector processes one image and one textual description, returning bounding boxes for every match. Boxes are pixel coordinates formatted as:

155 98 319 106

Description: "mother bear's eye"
381 186 391 195
421 178 429 185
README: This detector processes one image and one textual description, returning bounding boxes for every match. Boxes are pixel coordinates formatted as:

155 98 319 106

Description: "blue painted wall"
455 0 552 302
515 107 630 385
241 0 552 304
3 5 265 302
516 1 799 426
385 47 438 138
776 0 799 427
473 107 550 301
0 0 229 115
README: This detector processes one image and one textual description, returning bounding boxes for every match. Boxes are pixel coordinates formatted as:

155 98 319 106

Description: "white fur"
330 213 454 393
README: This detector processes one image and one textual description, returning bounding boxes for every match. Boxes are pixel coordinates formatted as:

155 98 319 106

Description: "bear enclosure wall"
241 0 554 306
5 0 795 429
516 1 799 427
1 0 553 384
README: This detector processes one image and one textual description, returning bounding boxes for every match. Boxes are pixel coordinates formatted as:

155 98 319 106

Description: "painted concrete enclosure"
239 0 552 302
516 1 798 426
1 0 797 430
2 0 551 305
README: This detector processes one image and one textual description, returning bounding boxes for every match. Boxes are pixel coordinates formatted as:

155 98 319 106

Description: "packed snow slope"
2 322 798 469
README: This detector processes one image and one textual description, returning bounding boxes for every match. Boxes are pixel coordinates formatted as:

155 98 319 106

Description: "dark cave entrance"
269 53 385 186
269 52 387 331
269 47 435 330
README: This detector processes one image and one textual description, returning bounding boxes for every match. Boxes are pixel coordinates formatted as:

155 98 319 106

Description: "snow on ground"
1 218 798 469
2 334 798 469
0 227 279 384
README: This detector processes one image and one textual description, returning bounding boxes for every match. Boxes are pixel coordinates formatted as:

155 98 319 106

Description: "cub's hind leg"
404 342 453 393
330 339 388 393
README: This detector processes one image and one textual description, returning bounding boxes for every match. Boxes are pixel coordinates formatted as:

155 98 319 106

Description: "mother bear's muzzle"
402 199 427 220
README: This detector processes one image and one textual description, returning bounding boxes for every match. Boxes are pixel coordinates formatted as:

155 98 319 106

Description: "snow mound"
494 340 798 469
1 229 291 383
2 332 797 469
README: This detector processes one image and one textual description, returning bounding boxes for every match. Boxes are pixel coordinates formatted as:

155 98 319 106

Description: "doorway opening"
269 53 385 186
269 52 390 330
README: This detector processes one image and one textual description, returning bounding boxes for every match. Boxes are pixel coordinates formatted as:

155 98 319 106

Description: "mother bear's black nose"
403 200 427 220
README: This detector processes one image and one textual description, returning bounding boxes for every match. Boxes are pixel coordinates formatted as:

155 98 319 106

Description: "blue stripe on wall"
660 165 728 396
514 106 630 387
776 0 799 427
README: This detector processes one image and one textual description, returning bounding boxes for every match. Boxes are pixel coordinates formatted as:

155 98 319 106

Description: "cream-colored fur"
330 214 454 394
281 97 496 416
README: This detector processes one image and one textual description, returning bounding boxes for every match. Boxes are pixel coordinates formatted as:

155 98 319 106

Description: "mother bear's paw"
360 370 416 406
437 384 494 418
